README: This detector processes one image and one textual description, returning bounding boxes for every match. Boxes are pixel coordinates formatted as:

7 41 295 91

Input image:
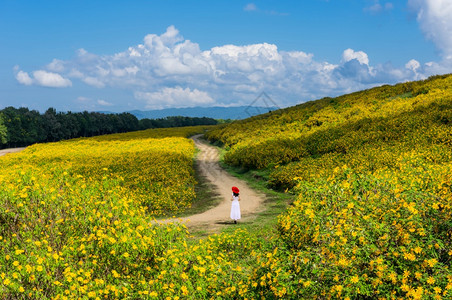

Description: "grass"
156 135 295 240
216 145 296 237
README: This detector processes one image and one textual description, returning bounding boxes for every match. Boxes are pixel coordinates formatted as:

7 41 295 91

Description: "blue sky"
1 0 451 112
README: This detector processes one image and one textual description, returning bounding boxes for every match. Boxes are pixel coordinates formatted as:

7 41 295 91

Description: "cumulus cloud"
342 48 369 65
405 59 420 72
13 25 451 109
409 0 452 60
135 87 214 109
47 59 66 72
15 67 72 88
32 70 72 88
15 70 33 86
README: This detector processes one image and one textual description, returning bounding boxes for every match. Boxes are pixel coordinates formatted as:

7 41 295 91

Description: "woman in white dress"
230 186 241 224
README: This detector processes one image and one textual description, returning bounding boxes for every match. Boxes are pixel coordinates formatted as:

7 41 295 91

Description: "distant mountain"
124 106 278 120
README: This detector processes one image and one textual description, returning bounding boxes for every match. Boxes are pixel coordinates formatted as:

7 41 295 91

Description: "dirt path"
160 135 266 232
0 147 26 157
2 138 266 232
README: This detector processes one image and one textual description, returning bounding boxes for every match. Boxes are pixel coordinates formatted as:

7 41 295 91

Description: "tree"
43 108 62 142
0 112 7 145
1 106 23 147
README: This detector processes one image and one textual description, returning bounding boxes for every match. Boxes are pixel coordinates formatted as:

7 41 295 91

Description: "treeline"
138 115 218 129
0 107 217 148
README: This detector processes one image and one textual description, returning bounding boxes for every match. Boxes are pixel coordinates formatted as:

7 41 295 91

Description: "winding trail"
161 135 266 231
1 137 266 232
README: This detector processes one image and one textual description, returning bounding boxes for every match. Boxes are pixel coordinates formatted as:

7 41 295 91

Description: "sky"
0 0 451 113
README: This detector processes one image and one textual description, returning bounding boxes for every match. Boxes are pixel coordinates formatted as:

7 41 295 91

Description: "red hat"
232 186 239 193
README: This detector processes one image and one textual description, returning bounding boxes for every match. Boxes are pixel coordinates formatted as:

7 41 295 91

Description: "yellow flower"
350 275 359 284
87 291 96 298
181 285 189 296
434 286 442 294
149 291 158 297
426 258 438 268
403 252 416 261
112 270 120 278
427 277 435 285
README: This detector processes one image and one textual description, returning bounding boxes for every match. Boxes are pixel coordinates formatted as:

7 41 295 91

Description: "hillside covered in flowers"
206 74 452 298
1 74 452 299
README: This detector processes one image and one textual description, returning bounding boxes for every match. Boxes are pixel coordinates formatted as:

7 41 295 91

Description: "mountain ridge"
101 106 278 120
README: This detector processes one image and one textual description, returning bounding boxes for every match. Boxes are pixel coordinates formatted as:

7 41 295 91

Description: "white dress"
230 194 241 220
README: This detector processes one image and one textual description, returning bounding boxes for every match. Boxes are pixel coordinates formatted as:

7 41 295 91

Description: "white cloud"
97 99 113 106
135 87 214 109
15 70 33 86
342 48 370 65
405 59 420 72
83 76 105 88
14 25 451 109
15 67 72 88
409 0 452 60
47 59 66 72
244 3 257 11
33 70 72 87
405 59 424 80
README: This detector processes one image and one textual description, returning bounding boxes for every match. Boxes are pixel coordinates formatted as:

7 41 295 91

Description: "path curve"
1 138 266 231
0 147 26 157
162 135 266 230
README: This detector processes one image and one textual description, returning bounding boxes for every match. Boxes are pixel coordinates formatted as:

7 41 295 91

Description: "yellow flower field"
0 126 208 298
205 74 452 298
2 74 452 299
